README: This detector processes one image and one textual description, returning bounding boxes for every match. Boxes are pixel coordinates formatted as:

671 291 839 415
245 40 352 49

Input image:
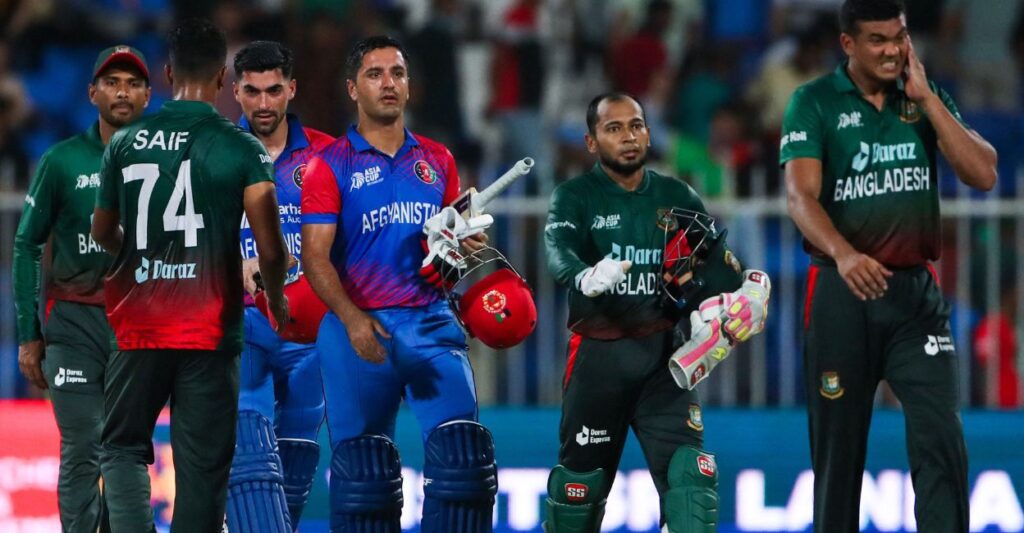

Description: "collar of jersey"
161 99 218 115
346 124 420 156
85 121 103 148
238 113 309 158
832 61 908 105
593 163 651 195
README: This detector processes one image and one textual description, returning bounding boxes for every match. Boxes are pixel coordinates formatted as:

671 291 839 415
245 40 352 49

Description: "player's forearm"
786 190 857 262
11 238 43 343
257 246 289 302
303 255 363 325
922 93 998 191
91 208 123 256
545 247 589 289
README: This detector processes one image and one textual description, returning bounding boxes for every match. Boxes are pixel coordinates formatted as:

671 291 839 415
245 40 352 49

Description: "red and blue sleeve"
441 148 461 207
301 156 341 224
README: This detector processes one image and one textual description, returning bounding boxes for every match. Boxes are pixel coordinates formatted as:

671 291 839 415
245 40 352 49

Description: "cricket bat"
450 157 534 219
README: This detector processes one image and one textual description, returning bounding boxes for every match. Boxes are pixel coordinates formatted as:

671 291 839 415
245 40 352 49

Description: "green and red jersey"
96 100 274 352
13 123 110 343
544 164 743 340
780 63 967 267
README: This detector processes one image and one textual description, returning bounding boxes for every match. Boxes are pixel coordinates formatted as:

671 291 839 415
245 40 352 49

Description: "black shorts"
558 328 703 496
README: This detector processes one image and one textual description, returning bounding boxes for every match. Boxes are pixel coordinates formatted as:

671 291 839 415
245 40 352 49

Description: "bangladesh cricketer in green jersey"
782 1 998 532
542 93 772 533
12 45 151 533
90 20 290 533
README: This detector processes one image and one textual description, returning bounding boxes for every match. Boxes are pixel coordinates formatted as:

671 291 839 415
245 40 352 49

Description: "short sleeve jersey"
13 123 110 342
779 63 967 267
238 114 334 303
301 126 460 309
544 164 744 340
96 100 275 352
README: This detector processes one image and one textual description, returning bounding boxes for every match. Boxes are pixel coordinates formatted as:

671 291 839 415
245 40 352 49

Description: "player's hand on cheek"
18 340 47 390
835 250 893 301
903 37 932 104
460 232 488 254
344 310 391 364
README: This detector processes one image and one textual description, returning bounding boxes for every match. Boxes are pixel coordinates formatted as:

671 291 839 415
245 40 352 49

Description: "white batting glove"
575 258 632 297
668 307 733 390
419 236 465 290
423 206 493 246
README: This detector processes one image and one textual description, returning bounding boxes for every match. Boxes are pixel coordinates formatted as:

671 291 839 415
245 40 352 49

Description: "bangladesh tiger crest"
414 160 438 184
293 164 307 189
899 97 922 124
687 403 704 431
656 208 679 231
820 371 845 399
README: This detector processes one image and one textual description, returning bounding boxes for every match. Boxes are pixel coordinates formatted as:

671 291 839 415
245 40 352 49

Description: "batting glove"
714 269 771 343
423 206 493 245
419 235 466 290
668 306 733 390
575 257 632 297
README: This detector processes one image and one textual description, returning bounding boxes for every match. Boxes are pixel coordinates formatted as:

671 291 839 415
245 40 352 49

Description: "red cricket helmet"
255 274 329 344
442 247 537 349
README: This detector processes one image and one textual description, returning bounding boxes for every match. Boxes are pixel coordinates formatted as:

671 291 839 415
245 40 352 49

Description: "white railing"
2 191 1021 407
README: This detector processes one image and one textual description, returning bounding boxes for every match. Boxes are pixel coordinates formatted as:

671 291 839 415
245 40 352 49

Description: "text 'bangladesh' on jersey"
301 126 460 310
544 165 743 340
96 100 274 352
238 114 333 305
779 63 968 268
13 123 111 343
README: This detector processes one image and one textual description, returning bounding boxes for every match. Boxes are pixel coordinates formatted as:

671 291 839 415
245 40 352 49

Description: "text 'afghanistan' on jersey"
96 100 275 352
301 125 460 309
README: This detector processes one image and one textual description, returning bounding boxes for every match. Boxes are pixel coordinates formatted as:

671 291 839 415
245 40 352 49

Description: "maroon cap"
93 45 149 81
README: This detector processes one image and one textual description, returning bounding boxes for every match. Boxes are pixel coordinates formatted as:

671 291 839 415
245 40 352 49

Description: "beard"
600 150 647 175
249 112 284 136
100 104 136 128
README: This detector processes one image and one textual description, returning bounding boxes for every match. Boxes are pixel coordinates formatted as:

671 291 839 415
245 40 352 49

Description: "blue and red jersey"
240 114 334 302
301 126 460 309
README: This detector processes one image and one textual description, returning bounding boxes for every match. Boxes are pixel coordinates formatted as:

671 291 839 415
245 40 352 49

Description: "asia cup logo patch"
414 160 438 185
687 403 704 431
292 164 306 189
697 454 716 477
564 483 588 503
820 371 845 399
482 289 510 323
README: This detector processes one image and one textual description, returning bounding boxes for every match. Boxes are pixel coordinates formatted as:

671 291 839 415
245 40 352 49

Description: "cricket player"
543 92 771 532
226 40 334 532
91 19 290 532
782 1 998 531
13 45 150 533
301 35 496 532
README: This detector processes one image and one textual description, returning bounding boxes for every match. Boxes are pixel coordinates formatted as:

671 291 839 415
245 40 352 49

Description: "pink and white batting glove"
704 269 771 343
668 307 732 390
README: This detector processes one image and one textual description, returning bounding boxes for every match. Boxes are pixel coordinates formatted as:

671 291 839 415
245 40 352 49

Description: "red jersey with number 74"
96 100 275 352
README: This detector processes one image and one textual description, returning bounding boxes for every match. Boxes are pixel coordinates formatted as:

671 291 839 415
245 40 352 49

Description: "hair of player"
167 18 228 82
233 40 294 79
585 92 647 136
344 35 409 81
839 0 906 35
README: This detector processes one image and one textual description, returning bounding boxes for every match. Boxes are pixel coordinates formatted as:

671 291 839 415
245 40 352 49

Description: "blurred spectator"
290 12 350 135
745 27 830 140
669 46 737 143
973 287 1021 409
213 0 252 120
770 0 841 39
940 0 1024 111
489 0 547 188
671 103 757 198
408 0 466 147
0 41 30 131
608 0 671 100
607 0 703 69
